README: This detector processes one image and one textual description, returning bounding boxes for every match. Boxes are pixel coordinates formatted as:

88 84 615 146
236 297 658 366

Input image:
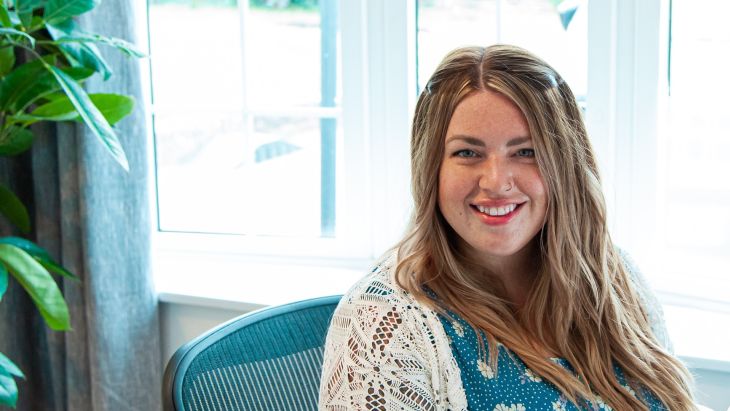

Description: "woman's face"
437 90 548 267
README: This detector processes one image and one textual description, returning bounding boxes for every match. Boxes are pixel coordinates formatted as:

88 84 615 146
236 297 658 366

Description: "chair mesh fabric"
180 303 337 411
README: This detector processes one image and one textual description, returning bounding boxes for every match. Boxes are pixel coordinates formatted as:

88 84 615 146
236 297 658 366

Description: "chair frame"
162 295 342 411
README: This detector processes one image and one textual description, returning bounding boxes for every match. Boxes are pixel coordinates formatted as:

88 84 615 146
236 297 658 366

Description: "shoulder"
340 252 419 308
321 251 468 410
330 251 435 336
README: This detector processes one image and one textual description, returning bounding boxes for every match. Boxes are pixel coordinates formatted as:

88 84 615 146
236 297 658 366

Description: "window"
149 0 415 303
652 0 730 304
149 0 730 362
149 0 349 240
417 0 587 100
148 0 379 265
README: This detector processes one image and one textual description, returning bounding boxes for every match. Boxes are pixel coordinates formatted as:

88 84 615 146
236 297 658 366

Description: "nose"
478 156 514 194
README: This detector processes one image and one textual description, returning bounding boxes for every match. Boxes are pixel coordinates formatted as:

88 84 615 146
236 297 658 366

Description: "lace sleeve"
319 275 444 411
618 249 674 353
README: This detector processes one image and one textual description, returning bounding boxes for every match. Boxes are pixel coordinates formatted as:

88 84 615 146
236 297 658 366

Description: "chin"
473 240 533 258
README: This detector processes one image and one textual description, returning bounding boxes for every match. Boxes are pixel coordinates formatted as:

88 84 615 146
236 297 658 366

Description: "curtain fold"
0 1 161 410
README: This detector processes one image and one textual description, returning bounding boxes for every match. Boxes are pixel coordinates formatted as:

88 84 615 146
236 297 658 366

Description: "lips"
471 203 523 226
475 203 517 216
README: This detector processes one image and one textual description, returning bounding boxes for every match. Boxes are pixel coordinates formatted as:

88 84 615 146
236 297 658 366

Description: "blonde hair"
395 45 696 410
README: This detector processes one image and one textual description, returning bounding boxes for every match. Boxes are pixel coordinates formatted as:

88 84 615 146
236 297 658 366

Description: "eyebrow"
447 135 531 147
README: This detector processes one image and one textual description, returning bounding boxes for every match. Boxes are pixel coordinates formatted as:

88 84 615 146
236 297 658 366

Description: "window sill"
154 256 730 374
660 301 730 373
153 251 368 309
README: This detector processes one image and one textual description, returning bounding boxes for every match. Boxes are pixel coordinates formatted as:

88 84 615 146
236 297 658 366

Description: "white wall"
160 301 730 410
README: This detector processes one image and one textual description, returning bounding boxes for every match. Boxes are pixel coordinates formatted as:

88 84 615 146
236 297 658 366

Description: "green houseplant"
0 0 143 407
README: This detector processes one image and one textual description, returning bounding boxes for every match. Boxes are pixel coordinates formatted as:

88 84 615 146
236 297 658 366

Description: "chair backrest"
163 295 342 411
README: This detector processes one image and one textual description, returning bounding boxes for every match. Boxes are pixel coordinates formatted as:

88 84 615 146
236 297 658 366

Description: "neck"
462 239 540 308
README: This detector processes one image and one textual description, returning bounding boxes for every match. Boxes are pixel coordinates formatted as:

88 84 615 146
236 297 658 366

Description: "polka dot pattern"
438 311 667 410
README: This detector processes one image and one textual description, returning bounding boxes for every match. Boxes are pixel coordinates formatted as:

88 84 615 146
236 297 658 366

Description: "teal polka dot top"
438 310 667 411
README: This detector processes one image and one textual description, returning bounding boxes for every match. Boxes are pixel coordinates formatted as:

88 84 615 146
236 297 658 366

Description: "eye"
515 148 535 158
453 149 479 158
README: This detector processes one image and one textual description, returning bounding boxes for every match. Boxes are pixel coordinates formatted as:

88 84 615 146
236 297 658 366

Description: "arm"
319 279 439 411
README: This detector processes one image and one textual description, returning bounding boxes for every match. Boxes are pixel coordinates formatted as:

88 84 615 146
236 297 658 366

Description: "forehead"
445 89 530 143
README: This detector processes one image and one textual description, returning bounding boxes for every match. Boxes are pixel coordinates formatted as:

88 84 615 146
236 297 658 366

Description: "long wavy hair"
394 45 696 410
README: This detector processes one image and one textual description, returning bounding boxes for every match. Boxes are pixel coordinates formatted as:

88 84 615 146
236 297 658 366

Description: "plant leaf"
0 263 7 301
0 244 70 330
0 56 52 110
0 237 76 280
0 58 93 112
44 65 129 170
26 14 45 31
45 20 113 79
44 16 75 36
0 5 12 27
50 33 145 58
0 368 19 408
31 93 134 126
14 0 45 14
13 0 43 30
60 41 111 80
5 10 20 27
0 126 34 156
0 350 24 407
0 44 14 77
0 184 30 233
0 353 22 378
9 110 76 124
0 27 35 47
44 0 98 25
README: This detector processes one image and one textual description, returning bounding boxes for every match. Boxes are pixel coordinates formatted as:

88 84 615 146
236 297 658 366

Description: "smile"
475 203 517 216
471 203 523 226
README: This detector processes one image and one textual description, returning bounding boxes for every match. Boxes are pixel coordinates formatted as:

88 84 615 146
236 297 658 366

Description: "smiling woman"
438 90 547 282
319 45 698 411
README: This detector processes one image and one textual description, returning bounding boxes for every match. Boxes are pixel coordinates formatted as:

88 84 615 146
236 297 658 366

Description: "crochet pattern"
319 252 671 410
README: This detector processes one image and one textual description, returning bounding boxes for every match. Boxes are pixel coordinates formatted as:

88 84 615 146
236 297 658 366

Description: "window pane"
149 0 341 238
654 0 730 301
416 0 587 99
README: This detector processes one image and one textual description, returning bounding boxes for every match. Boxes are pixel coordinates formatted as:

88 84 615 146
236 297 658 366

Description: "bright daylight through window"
653 0 730 305
149 0 342 239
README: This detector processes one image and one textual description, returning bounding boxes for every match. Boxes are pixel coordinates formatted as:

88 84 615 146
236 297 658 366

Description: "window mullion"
366 0 417 255
236 0 255 167
587 0 662 270
339 0 372 257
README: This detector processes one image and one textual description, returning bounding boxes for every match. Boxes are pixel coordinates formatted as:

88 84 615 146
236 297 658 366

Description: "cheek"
526 171 549 221
438 165 469 204
437 167 450 210
519 167 547 198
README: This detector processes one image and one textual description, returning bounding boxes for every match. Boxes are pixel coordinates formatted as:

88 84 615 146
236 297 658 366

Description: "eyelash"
516 148 535 158
454 149 478 158
452 148 536 158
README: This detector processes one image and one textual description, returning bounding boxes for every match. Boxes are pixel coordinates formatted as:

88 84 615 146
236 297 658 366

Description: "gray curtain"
0 1 161 410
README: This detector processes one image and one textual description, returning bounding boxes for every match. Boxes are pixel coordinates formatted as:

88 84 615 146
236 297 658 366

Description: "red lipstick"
471 203 523 226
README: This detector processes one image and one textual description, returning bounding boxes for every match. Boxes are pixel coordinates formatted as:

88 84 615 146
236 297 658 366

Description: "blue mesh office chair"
163 295 342 411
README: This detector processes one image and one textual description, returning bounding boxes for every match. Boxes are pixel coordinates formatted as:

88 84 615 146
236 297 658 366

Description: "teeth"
477 204 517 216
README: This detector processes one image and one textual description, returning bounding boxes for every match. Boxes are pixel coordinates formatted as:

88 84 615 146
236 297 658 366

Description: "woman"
319 45 696 410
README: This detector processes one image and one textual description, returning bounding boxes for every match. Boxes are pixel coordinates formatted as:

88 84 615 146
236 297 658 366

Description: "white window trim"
586 0 661 260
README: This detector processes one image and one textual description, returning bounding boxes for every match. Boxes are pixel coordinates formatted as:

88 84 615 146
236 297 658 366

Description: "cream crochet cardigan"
318 252 671 411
